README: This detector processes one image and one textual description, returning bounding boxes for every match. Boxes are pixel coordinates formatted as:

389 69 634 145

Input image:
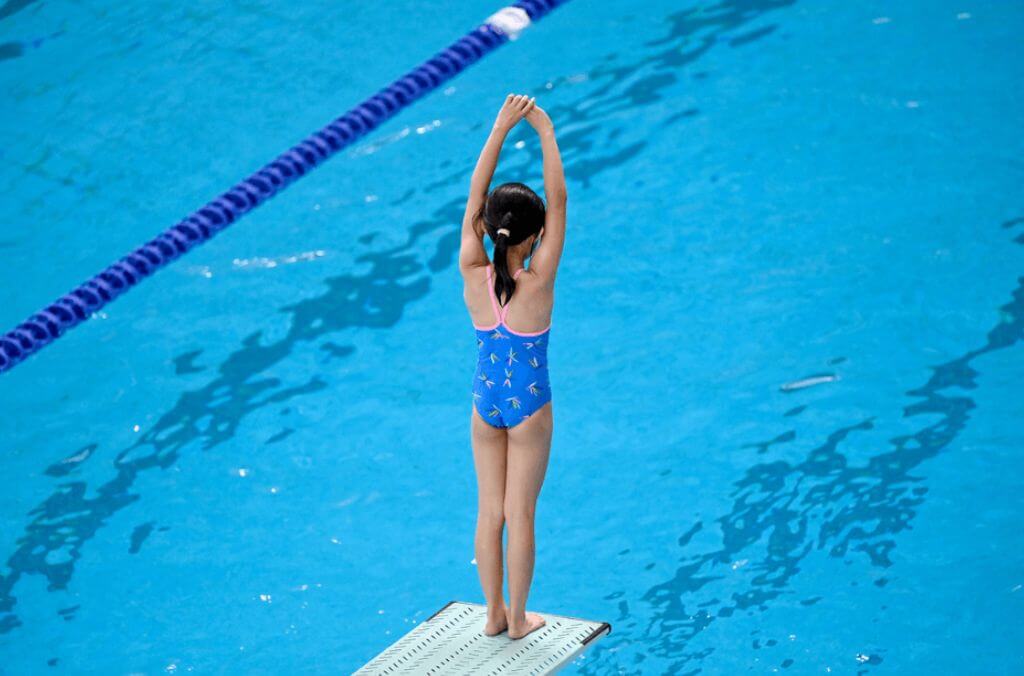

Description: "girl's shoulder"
514 266 556 290
460 260 492 281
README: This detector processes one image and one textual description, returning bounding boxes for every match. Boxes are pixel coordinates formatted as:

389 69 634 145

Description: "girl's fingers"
502 94 538 120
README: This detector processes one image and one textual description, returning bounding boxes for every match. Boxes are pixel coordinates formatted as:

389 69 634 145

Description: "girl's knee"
503 500 536 525
478 503 505 528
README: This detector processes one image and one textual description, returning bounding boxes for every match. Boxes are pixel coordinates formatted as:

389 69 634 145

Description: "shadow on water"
583 219 1024 674
0 0 795 636
0 0 38 23
0 41 24 61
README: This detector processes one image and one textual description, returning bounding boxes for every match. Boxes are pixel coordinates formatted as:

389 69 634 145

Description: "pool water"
2 0 1023 673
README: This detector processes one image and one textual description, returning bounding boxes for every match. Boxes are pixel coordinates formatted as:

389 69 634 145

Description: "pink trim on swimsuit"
471 265 553 336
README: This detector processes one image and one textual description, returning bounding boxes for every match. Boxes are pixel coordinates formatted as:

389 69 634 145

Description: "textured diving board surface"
354 601 611 675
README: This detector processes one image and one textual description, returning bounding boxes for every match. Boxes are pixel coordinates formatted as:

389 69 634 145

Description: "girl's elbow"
548 187 567 206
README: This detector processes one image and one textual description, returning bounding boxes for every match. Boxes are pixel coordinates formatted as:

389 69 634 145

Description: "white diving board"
355 601 611 675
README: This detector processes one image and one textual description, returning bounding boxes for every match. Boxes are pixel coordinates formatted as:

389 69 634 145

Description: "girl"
459 94 566 639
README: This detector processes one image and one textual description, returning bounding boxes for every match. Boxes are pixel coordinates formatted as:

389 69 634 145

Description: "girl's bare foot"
483 607 509 636
507 611 546 639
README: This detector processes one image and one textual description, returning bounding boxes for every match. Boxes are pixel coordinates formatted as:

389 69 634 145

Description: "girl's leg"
504 401 553 639
470 407 510 635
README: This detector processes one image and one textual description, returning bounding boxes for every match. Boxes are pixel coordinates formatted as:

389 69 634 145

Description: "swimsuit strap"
485 265 527 324
484 265 505 323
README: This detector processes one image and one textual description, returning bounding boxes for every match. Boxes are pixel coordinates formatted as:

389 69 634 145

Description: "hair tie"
497 228 510 236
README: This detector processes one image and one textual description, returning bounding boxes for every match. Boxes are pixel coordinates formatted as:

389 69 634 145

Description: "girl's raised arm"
459 94 536 274
523 105 566 281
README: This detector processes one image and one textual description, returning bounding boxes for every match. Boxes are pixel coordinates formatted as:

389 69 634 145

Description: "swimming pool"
1 0 1022 672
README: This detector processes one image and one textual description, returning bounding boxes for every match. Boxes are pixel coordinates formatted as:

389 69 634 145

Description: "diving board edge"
582 618 611 646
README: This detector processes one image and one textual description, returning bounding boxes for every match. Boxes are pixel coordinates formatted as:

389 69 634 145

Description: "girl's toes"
508 611 546 639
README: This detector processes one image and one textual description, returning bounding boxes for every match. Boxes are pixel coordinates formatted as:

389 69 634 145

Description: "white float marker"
486 6 533 40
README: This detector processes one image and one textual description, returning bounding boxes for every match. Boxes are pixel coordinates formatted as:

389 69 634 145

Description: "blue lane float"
0 0 567 374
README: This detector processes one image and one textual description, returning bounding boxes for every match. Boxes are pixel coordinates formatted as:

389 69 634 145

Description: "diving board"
355 601 611 675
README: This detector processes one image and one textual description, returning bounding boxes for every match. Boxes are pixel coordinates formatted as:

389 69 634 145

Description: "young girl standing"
459 94 566 639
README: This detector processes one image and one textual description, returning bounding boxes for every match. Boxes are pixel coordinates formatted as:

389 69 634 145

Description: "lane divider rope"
0 0 567 374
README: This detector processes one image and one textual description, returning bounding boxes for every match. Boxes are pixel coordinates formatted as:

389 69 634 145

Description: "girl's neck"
504 253 526 272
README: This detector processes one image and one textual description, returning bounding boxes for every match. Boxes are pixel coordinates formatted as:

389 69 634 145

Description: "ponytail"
480 182 546 306
492 212 516 306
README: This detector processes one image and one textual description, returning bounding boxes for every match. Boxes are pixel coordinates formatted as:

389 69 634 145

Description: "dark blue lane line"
0 0 793 640
585 219 1024 674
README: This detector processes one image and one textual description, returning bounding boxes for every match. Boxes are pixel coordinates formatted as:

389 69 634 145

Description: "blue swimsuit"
472 265 552 428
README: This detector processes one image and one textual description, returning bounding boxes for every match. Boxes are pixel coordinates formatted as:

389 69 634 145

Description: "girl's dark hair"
478 182 546 306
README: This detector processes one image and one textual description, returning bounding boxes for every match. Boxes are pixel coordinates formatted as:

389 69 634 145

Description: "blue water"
2 0 1023 673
